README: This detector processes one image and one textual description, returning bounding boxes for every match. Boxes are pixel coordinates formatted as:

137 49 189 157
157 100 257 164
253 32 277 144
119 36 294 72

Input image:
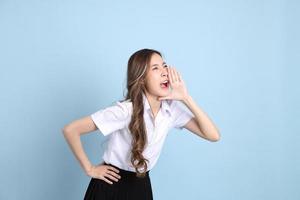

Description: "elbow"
62 126 68 135
62 124 73 136
62 124 81 137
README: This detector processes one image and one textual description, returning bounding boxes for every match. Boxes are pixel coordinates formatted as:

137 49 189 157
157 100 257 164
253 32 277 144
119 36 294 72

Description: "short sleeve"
90 101 129 136
171 101 194 130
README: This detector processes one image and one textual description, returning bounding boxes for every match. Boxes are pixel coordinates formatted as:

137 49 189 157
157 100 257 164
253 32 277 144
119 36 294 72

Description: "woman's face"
144 53 170 98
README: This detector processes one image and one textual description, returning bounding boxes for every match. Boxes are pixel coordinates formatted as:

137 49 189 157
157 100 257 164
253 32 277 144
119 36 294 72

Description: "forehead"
149 53 163 65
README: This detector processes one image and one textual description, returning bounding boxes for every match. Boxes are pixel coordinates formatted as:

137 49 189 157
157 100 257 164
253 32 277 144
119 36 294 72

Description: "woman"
62 48 220 199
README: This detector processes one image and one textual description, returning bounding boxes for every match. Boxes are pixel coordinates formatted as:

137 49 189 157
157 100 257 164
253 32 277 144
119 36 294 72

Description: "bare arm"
182 95 220 142
62 116 100 175
62 115 122 184
159 66 221 142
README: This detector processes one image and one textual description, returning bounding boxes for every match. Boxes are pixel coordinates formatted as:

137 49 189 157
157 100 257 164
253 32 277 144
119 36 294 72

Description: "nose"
161 67 168 77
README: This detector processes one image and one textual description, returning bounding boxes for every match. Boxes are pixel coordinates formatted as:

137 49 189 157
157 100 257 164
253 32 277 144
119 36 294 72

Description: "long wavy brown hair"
120 48 163 178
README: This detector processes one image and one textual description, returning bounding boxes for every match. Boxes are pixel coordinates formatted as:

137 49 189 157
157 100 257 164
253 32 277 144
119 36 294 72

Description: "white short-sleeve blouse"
90 92 194 172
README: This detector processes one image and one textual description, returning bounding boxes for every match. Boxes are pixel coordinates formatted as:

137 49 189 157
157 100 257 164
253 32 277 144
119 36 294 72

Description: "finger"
171 67 177 82
101 176 113 184
173 67 179 81
107 170 121 179
167 66 174 83
176 70 181 82
104 173 119 182
108 166 120 174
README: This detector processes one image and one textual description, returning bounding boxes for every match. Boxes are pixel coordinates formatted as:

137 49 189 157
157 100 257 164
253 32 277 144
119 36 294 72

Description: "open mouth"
160 80 169 88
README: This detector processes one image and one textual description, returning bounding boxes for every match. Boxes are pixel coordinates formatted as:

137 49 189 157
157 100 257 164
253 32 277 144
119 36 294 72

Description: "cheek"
145 78 160 92
145 80 156 91
144 73 161 90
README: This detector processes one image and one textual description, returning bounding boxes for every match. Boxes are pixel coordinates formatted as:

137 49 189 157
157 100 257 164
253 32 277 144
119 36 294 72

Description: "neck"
144 91 161 117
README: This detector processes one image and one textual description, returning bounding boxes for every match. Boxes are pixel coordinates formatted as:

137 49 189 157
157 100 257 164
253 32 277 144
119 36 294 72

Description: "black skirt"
83 162 153 200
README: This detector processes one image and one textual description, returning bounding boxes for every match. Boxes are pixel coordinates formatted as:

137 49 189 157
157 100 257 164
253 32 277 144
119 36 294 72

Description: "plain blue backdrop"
0 0 299 199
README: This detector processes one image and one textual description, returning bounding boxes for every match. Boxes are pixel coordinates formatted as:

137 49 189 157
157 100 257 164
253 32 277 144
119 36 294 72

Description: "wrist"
182 94 192 104
84 163 94 176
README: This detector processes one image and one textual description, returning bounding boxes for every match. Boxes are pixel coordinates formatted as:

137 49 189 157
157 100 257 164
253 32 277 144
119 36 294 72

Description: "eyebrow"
151 62 166 67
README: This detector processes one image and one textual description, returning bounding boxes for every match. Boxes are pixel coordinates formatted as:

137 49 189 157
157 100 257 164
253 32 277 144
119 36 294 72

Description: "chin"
157 90 170 98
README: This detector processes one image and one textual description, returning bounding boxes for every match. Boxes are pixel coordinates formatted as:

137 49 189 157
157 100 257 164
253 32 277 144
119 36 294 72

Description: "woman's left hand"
158 66 189 101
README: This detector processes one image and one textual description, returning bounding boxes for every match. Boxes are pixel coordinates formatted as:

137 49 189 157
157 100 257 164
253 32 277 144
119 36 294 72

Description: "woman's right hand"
86 163 122 184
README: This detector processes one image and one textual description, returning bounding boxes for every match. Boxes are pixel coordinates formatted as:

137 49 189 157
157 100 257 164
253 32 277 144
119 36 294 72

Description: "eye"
152 67 158 70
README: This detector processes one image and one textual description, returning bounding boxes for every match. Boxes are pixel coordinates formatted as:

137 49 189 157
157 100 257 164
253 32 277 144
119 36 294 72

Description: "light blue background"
0 0 299 199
